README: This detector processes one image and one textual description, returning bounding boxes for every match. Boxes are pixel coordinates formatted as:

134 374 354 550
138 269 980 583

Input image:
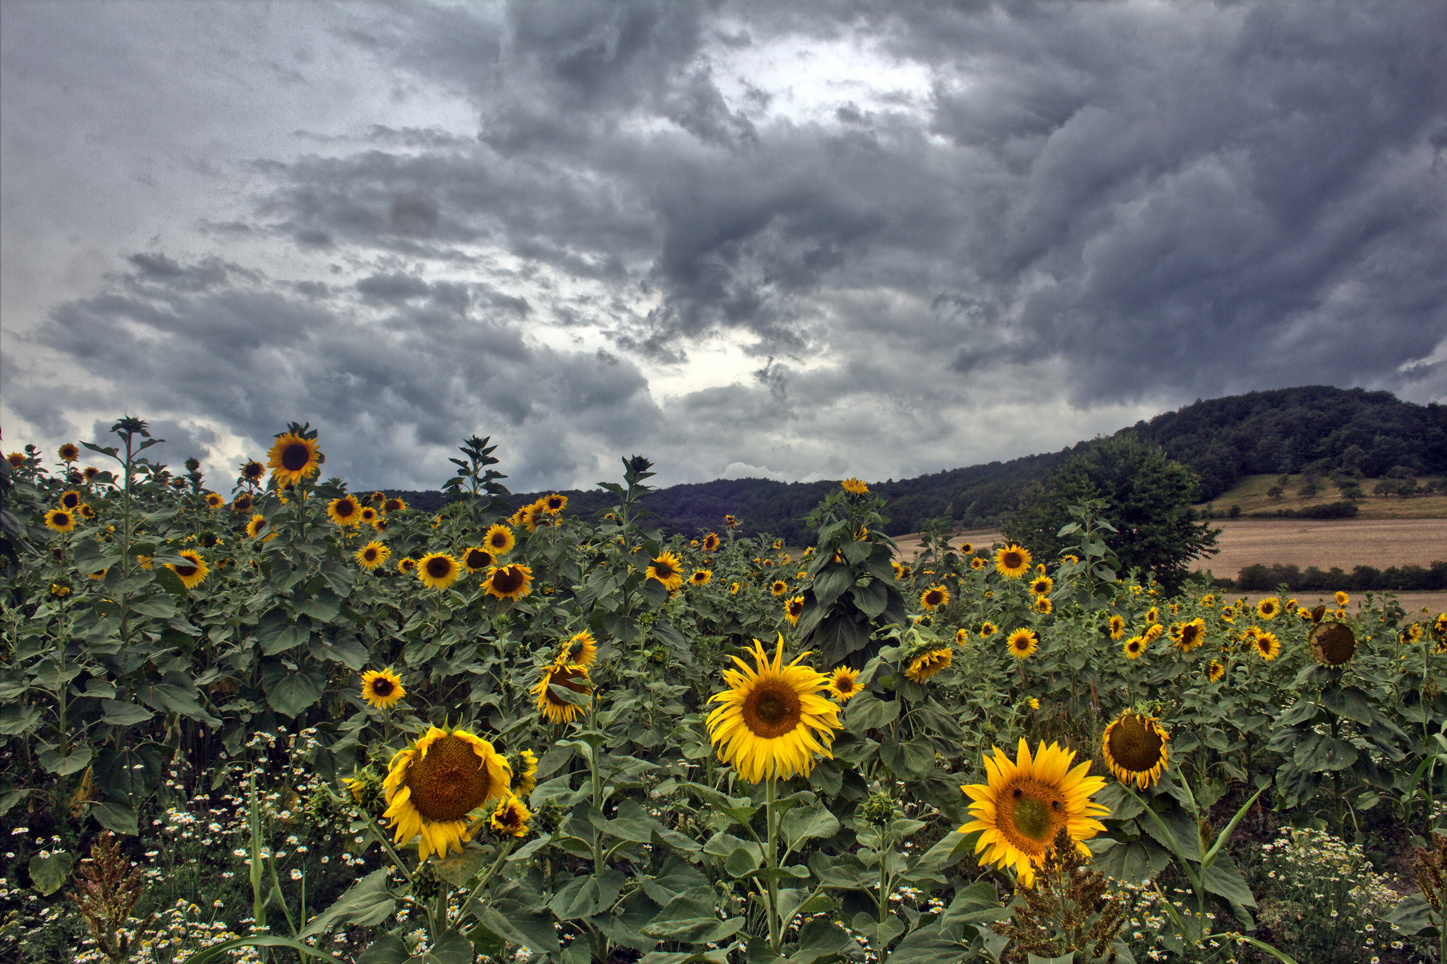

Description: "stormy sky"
3 1 1445 493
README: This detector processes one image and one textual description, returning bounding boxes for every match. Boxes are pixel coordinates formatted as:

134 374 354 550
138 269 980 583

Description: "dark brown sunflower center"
788 599 804 616
492 567 525 593
544 667 590 705
426 557 453 579
742 681 802 739
1127 640 1142 653
371 677 395 697
364 548 379 562
1001 779 1067 851
1108 717 1165 772
835 676 855 694
1002 551 1023 569
335 500 356 517
495 803 524 831
55 512 72 525
1012 634 1032 652
925 590 944 606
547 497 564 511
384 499 403 512
174 563 198 578
654 560 677 579
244 462 264 479
62 493 80 508
281 442 310 472
1311 623 1356 666
488 533 508 549
404 736 488 822
466 549 491 569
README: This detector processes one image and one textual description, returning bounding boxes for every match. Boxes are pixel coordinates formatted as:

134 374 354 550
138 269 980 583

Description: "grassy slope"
1197 474 1447 519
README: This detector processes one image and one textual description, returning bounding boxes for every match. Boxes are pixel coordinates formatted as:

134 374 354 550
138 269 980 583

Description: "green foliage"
1004 434 1218 593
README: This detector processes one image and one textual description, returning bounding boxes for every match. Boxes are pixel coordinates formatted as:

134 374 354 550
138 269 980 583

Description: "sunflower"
995 544 1032 579
827 666 861 702
78 504 96 520
1308 622 1356 667
970 556 987 571
59 490 83 511
58 443 80 462
784 595 805 625
955 628 970 647
51 582 72 598
691 569 712 586
705 636 840 784
462 547 496 573
484 524 515 555
1254 631 1281 661
417 552 461 590
1030 576 1053 596
906 647 952 683
559 630 598 669
383 497 407 514
483 564 533 601
892 561 905 580
543 493 568 514
513 749 539 796
166 550 210 590
1032 596 1053 615
1143 623 1164 644
1144 607 1159 624
1172 618 1207 653
201 492 222 509
242 460 266 483
1107 614 1126 640
398 557 417 574
841 478 869 495
1102 713 1170 790
520 502 546 532
959 739 1109 888
327 495 362 527
960 542 974 554
702 532 721 552
724 514 738 528
1006 628 1039 659
646 551 685 591
360 668 405 709
1334 591 1350 607
383 726 512 861
358 506 379 526
490 794 531 838
231 493 254 515
920 584 950 612
44 508 76 533
1256 597 1281 620
729 582 741 595
356 541 391 571
980 621 999 638
246 514 269 540
1123 636 1146 659
532 663 592 724
266 432 321 486
1207 660 1225 683
6 452 27 469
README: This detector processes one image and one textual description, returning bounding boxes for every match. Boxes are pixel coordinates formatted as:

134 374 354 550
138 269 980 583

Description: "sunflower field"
1 419 1445 964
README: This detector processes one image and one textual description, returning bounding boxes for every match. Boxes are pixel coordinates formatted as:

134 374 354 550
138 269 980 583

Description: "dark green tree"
1003 433 1219 593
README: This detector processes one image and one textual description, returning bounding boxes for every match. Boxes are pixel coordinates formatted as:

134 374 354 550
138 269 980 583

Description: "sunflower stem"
764 775 782 952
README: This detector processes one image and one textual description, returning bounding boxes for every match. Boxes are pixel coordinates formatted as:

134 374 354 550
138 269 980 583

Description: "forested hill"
395 386 1445 542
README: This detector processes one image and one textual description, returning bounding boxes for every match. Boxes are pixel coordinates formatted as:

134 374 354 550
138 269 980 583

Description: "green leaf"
91 801 139 836
301 868 397 937
641 887 746 943
1321 686 1374 725
1091 836 1169 884
880 740 934 780
39 744 93 776
128 595 177 619
258 609 311 655
849 911 906 951
1202 854 1256 912
433 842 491 887
1277 700 1318 727
263 665 324 718
549 867 625 919
28 851 74 896
851 579 888 619
812 567 855 609
471 900 560 956
848 693 899 730
357 935 411 964
782 801 840 852
101 700 155 727
788 917 851 964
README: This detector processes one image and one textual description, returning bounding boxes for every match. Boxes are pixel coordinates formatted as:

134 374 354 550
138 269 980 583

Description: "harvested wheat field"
1192 517 1447 576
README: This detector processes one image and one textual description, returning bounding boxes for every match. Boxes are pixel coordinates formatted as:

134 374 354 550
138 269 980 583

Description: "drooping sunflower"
1172 618 1207 653
383 496 407 514
360 668 405 709
906 647 952 683
995 544 1033 579
490 794 531 838
1207 660 1225 683
646 551 685 591
841 477 870 495
383 726 513 861
231 493 254 515
7 452 28 469
724 514 738 528
729 582 741 595
532 663 592 724
58 443 80 462
955 628 971 647
1308 622 1357 667
356 541 391 571
827 666 861 702
958 739 1109 888
920 584 950 612
784 595 805 625
1256 597 1281 620
980 621 999 638
702 532 721 552
461 547 496 573
559 630 598 669
327 495 362 527
1032 595 1053 615
484 523 515 555
246 514 269 540
241 459 266 483
1102 713 1170 789
691 569 713 586
705 635 840 784
1006 628 1039 659
78 504 96 520
1254 630 1281 661
417 552 461 591
483 563 533 601
513 749 539 796
44 508 77 533
266 432 321 487
1105 614 1125 640
166 550 210 590
1123 636 1147 659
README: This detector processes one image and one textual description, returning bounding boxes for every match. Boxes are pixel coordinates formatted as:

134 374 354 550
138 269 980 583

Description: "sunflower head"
60 490 82 510
166 550 210 590
399 557 417 574
327 495 362 527
356 541 391 571
995 543 1033 579
484 564 533 601
906 647 952 683
1173 618 1207 652
1033 595 1053 615
841 478 869 495
490 794 531 838
360 668 405 709
266 431 322 486
705 635 840 784
702 532 721 552
1006 628 1040 659
241 459 266 482
959 739 1109 888
1123 636 1146 659
1102 713 1170 790
417 552 461 590
691 569 713 586
383 497 407 514
1254 630 1281 661
827 666 861 702
58 443 80 462
560 630 598 669
920 585 950 612
232 493 254 514
383 726 512 861
1334 591 1350 607
484 523 515 555
462 546 496 573
980 621 998 637
246 514 269 540
1256 597 1280 619
1031 576 1053 596
1207 660 1225 683
724 514 738 528
1309 622 1357 667
532 663 592 724
955 628 970 647
647 551 685 591
784 595 805 625
44 508 76 533
358 506 379 525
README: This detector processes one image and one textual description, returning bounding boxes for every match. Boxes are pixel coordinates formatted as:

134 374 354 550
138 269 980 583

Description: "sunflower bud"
858 792 896 826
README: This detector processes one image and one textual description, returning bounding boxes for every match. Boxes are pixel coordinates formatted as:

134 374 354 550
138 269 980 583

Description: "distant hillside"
396 386 1447 542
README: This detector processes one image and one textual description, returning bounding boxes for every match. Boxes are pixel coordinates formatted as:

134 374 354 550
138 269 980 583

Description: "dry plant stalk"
992 826 1127 964
1415 831 1446 919
67 832 154 962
